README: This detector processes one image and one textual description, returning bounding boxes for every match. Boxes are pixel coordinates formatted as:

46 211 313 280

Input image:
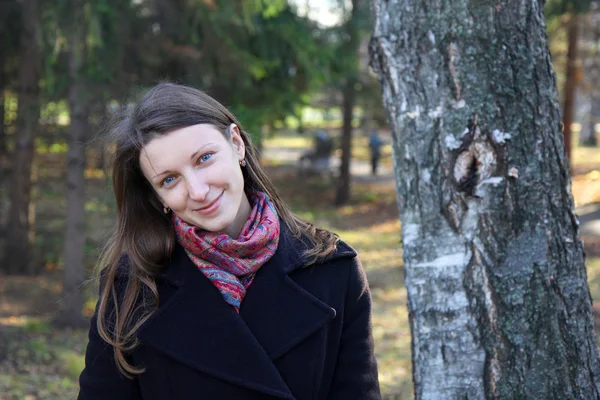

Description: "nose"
186 174 209 202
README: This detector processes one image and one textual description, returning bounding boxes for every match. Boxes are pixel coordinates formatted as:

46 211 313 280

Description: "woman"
78 83 381 400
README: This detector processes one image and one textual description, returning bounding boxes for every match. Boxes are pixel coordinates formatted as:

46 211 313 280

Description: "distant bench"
297 154 335 180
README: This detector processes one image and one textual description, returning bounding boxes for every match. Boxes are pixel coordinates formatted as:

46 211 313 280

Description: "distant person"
300 130 332 161
78 83 381 400
368 130 384 176
314 129 333 158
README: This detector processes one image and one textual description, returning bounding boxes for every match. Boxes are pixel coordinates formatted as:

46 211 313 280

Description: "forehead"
139 124 227 171
147 124 225 147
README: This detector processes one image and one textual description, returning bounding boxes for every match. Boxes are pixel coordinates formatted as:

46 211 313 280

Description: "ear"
228 123 246 161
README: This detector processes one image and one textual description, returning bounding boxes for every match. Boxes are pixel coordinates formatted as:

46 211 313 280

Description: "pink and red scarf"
173 191 280 312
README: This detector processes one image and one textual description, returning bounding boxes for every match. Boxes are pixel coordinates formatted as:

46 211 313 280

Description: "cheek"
160 188 187 210
233 164 245 189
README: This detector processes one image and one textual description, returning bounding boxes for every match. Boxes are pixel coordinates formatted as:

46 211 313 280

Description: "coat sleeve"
78 267 142 400
328 256 382 400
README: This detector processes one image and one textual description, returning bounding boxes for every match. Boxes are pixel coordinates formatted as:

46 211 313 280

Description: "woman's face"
139 123 251 238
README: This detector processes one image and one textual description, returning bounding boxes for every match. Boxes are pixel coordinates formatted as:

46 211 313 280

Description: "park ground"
2 131 600 399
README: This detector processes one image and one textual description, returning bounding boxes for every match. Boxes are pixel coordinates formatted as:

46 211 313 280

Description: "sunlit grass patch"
587 257 600 303
337 228 401 252
370 219 401 234
329 217 406 396
573 143 600 167
264 135 311 149
371 286 411 398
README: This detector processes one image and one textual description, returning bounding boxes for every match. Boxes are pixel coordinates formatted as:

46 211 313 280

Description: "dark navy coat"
78 226 382 400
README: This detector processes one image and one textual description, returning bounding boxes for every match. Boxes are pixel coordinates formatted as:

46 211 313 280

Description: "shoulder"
332 240 358 261
285 238 371 315
286 234 364 286
317 239 365 284
276 224 358 272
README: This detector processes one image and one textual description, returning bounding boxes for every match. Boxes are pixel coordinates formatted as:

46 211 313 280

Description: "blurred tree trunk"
580 11 599 148
0 325 6 362
370 0 600 398
589 98 599 146
0 33 6 161
0 37 6 252
87 101 107 170
335 0 360 206
0 0 13 163
4 0 40 275
57 0 88 327
335 78 356 205
562 14 579 164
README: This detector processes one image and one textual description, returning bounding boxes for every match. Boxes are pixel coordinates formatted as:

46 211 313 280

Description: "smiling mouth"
195 190 224 212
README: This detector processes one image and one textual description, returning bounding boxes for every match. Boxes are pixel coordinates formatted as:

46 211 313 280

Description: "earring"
240 159 247 167
163 206 170 214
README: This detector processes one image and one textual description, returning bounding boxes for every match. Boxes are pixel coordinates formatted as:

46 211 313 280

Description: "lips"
194 190 224 215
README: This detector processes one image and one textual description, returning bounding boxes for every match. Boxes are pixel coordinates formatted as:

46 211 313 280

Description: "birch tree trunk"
369 0 600 398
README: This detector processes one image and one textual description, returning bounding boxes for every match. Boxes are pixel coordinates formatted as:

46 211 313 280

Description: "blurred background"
0 0 599 399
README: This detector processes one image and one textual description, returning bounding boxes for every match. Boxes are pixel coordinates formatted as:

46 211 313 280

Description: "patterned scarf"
173 191 280 312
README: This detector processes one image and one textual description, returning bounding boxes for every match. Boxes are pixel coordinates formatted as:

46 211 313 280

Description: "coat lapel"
240 236 337 361
136 226 340 399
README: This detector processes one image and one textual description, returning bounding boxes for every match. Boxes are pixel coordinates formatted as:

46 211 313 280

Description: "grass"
586 257 600 302
0 323 88 399
571 132 600 169
263 134 311 149
337 220 409 397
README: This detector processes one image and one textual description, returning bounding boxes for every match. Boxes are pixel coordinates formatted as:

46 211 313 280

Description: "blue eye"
162 176 176 186
199 153 213 163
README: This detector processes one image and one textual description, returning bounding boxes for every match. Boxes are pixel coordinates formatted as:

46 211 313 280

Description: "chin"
204 223 230 234
190 216 233 234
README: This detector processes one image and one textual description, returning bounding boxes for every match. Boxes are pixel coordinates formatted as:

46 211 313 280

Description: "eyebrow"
151 143 215 179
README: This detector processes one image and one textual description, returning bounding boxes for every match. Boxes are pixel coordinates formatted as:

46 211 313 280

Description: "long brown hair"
96 82 339 378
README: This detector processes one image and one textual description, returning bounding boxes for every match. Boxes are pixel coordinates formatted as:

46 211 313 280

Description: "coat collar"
136 223 355 399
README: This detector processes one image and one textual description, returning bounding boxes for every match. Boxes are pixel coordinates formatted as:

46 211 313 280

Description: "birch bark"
370 0 600 398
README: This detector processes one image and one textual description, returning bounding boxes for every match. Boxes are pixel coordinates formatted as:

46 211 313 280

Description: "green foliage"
176 1 334 133
37 0 334 136
23 320 52 335
10 0 382 142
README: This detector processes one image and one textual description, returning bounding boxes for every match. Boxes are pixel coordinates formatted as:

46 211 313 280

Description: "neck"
224 194 252 238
